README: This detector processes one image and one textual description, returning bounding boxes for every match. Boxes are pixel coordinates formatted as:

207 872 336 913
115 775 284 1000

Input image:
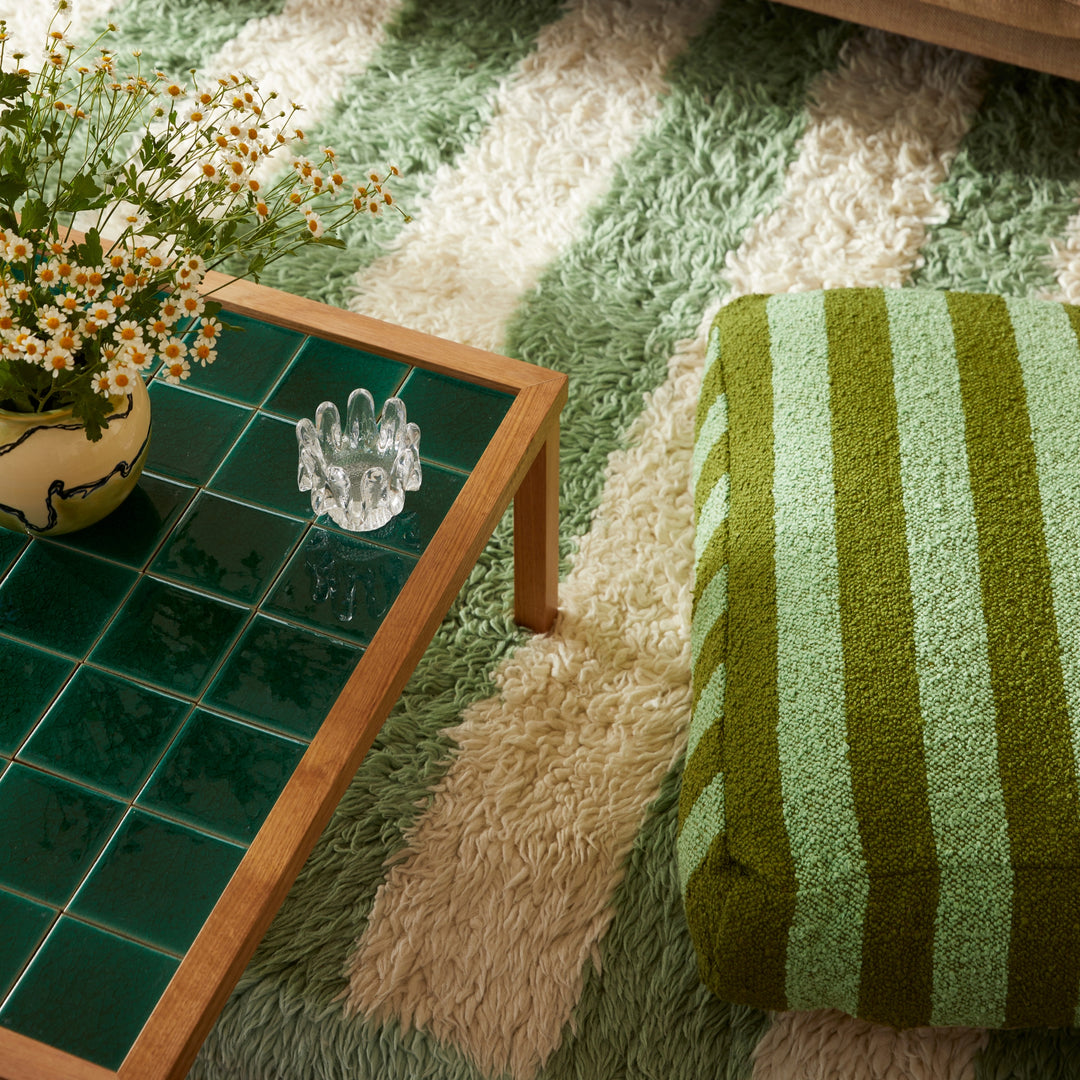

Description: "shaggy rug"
12 0 1080 1076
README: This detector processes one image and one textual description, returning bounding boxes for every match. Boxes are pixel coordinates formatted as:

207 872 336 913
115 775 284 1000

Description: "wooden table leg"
514 422 559 632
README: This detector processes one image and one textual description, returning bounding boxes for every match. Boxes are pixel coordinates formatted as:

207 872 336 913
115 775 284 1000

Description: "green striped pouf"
679 287 1080 1031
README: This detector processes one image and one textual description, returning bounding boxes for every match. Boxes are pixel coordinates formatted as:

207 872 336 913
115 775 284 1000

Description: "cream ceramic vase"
0 375 151 536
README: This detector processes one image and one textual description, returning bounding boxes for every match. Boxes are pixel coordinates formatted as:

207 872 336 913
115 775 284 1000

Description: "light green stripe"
691 564 727 674
767 290 865 1017
677 773 726 894
688 664 725 763
692 392 727 496
1006 296 1080 1027
694 473 729 565
949 290 1080 1028
885 287 1011 1028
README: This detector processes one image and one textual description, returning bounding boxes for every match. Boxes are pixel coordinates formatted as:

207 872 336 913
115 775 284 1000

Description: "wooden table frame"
0 274 568 1080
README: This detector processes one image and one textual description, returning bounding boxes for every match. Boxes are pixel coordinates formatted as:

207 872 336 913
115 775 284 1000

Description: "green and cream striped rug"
11 0 1080 1075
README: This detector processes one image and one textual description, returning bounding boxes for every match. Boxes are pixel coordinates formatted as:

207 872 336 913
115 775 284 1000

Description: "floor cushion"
679 286 1080 1029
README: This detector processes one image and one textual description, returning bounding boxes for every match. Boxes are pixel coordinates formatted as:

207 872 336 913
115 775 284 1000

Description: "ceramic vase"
0 375 151 536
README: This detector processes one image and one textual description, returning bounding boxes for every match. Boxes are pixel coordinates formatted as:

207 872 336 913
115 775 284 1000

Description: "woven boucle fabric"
681 286 1080 1030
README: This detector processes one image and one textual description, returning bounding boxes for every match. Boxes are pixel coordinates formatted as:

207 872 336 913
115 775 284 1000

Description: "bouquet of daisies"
0 1 403 439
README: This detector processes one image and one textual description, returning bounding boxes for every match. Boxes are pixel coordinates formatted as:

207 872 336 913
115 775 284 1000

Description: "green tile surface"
204 615 360 739
265 337 408 421
91 577 248 696
0 544 136 656
70 809 244 955
138 709 306 844
19 667 190 798
0 890 55 998
151 492 303 603
0 315 509 1067
0 916 178 1070
0 764 124 905
0 641 73 757
264 527 416 646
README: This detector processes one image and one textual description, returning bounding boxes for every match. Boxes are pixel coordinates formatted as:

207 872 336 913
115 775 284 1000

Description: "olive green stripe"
692 520 727 625
692 393 727 496
767 290 866 1017
695 325 725 442
688 662 725 762
694 472 729 568
691 613 726 716
825 287 938 1028
948 290 1080 1028
1003 295 1080 1026
884 287 1011 1027
693 436 728 525
719 292 794 1010
679 725 724 830
691 564 727 673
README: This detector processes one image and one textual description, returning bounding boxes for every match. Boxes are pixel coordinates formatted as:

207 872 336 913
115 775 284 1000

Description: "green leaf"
0 71 30 104
76 227 104 267
57 170 105 213
310 236 347 249
18 196 48 232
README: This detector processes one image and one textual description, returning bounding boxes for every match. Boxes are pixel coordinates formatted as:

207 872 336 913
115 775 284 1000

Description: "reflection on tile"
0 889 55 998
53 474 195 569
360 462 465 556
209 413 311 518
0 641 73 757
70 809 244 955
397 368 512 471
151 493 303 604
138 710 305 844
90 578 247 697
0 531 27 577
0 544 135 656
263 528 416 646
19 668 189 799
204 616 360 739
265 337 408 422
145 383 248 484
0 764 124 905
0 916 178 1070
180 311 303 404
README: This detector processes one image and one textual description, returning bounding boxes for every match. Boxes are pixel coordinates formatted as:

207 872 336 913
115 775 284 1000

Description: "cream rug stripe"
723 31 986 296
344 0 714 352
6 0 119 56
199 0 401 179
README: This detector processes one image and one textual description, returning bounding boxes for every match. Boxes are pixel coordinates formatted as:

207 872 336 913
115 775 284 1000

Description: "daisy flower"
191 341 216 366
44 346 75 377
158 337 188 364
105 361 138 393
162 356 191 383
113 319 143 343
178 290 205 318
36 307 67 335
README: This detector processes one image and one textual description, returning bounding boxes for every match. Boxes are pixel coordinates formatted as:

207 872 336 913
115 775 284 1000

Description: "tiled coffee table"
0 276 567 1080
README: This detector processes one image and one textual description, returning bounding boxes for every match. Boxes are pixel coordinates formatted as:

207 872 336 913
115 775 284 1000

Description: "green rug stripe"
224 0 569 306
85 0 289 74
709 291 793 1010
884 286 1012 1028
914 66 1080 297
948 290 1080 1028
768 290 865 1019
503 0 853 554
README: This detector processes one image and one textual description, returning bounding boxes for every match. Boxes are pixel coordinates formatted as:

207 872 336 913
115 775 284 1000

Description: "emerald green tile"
19 668 189 799
90 578 247 697
0 764 124 905
0 531 27 577
179 311 304 404
52 474 195 569
204 616 361 739
264 337 408 422
0 916 178 1070
397 369 512 471
0 890 55 997
70 809 244 955
150 493 303 604
0 544 136 656
145 383 248 484
0 640 73 756
361 462 466 556
210 413 311 518
263 528 416 646
138 710 305 844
